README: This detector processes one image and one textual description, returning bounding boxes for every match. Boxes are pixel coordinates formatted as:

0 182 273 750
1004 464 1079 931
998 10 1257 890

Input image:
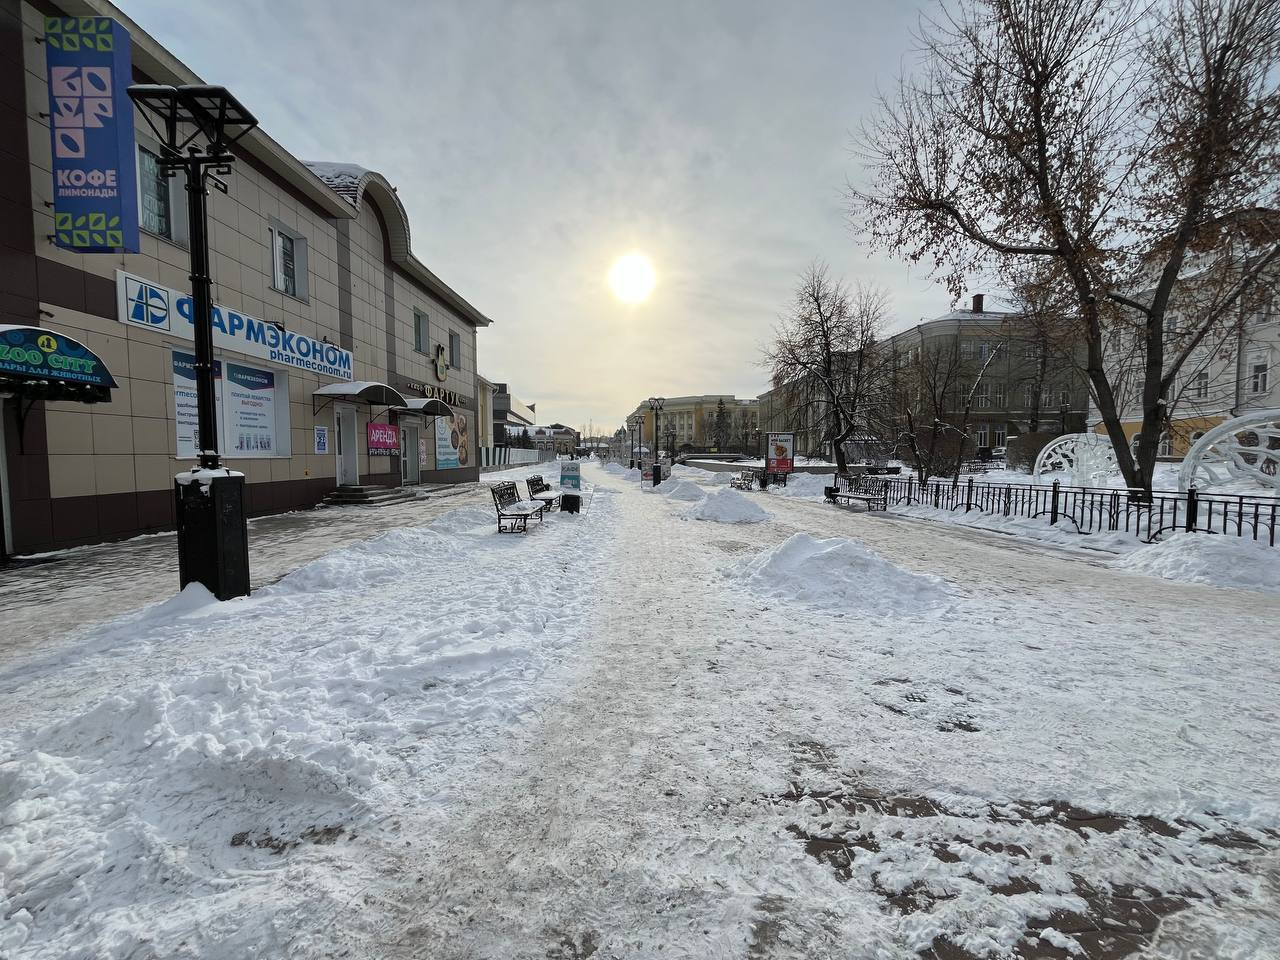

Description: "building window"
272 230 296 296
1022 384 1036 410
975 382 990 409
414 310 428 353
992 382 1006 407
1193 370 1209 400
1059 389 1071 407
960 339 974 359
976 423 989 447
449 330 462 369
1250 361 1269 394
993 425 1007 446
138 145 187 244
268 223 308 300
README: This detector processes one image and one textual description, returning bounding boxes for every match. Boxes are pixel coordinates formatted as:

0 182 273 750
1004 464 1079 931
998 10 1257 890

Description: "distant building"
492 382 536 445
1088 209 1280 456
627 395 760 454
508 423 577 454
883 295 1089 450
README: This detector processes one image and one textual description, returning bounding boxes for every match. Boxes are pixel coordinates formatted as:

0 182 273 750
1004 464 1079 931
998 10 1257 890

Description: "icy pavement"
2 462 1278 959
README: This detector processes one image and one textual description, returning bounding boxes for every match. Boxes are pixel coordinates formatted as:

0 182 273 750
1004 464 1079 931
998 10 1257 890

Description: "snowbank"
687 488 771 524
660 479 706 501
764 472 830 499
1114 534 1280 594
734 532 949 614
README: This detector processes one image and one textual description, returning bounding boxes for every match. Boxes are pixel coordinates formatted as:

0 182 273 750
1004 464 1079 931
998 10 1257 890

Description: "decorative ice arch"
1033 432 1120 487
1178 409 1280 493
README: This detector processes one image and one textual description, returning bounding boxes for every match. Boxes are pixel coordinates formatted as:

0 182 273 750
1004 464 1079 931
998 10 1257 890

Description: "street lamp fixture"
647 397 665 486
128 84 258 601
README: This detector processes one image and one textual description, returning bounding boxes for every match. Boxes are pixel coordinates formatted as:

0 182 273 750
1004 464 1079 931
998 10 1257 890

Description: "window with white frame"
975 381 991 409
993 425 1007 446
1059 389 1071 407
1251 360 1270 394
1192 370 1209 400
268 220 308 300
993 382 1006 407
960 339 974 359
1022 383 1036 409
976 423 989 446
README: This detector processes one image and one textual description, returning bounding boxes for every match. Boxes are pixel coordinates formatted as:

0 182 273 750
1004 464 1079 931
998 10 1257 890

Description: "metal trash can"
175 470 250 600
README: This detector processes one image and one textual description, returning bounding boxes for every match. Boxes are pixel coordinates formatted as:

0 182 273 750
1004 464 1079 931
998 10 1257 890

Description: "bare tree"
851 0 1280 491
764 263 892 473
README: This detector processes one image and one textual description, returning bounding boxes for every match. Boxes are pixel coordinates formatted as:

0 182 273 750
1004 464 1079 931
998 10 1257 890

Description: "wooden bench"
526 475 562 512
491 481 546 532
729 469 755 490
824 474 888 511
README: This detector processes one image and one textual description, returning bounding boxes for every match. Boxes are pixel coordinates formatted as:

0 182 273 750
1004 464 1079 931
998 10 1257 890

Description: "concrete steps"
322 484 419 508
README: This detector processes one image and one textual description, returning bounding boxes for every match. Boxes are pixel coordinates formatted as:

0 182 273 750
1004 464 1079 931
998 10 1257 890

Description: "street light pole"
128 85 258 600
647 397 665 486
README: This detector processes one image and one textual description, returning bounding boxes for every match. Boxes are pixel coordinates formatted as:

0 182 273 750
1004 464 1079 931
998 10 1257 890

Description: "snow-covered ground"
3 461 1278 959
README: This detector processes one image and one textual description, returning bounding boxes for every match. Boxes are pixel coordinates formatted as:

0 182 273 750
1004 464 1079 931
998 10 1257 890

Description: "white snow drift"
1114 533 1280 594
734 532 949 614
686 488 772 523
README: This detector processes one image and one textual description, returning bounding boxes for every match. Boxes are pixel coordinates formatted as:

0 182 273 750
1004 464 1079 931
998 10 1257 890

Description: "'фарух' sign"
117 271 354 381
44 17 139 253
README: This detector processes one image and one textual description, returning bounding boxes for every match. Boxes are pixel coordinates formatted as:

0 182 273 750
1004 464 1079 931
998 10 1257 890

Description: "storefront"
0 2 492 555
0 325 118 558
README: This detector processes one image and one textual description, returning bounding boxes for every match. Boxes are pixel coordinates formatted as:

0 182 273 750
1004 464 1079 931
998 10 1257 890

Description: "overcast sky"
123 0 956 432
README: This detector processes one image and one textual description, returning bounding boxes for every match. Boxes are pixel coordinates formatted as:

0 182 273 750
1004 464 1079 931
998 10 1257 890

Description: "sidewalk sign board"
767 432 795 473
560 461 581 490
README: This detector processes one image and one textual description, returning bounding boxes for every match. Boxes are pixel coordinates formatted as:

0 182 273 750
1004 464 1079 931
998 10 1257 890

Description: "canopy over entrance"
312 380 407 414
397 396 452 418
0 324 117 404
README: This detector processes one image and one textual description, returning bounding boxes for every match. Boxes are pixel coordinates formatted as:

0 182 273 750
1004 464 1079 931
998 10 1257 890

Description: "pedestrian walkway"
0 484 482 665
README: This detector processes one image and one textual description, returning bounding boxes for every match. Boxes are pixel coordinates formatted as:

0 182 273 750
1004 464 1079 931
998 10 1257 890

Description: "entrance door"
401 425 419 483
335 404 359 486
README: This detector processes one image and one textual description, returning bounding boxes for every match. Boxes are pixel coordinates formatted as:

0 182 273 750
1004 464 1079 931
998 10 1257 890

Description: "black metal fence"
879 475 1279 546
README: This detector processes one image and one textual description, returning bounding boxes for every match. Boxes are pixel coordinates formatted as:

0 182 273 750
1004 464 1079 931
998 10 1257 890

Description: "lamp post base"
174 469 251 600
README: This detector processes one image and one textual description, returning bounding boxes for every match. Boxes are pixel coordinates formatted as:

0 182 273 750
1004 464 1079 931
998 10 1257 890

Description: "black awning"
0 324 117 403
397 397 453 418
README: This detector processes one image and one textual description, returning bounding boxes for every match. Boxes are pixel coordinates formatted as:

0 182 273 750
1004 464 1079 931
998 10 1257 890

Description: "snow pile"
734 533 949 614
1114 534 1280 594
660 480 706 501
687 488 771 524
0 498 609 959
764 472 831 499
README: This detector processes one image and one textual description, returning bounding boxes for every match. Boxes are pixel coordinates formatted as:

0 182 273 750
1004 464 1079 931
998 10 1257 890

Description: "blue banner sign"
117 271 354 381
44 17 139 253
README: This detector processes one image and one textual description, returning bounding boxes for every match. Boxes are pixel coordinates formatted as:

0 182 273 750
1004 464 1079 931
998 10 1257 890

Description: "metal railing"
878 475 1279 546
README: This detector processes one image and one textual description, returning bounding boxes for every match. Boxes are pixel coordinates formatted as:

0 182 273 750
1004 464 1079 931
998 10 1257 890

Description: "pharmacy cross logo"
434 343 449 382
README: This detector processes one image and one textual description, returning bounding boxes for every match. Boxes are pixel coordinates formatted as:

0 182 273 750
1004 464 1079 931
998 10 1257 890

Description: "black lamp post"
129 84 257 600
647 396 665 486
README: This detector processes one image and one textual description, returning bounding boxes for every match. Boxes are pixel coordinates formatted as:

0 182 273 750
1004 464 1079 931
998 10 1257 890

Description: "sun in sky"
608 252 657 305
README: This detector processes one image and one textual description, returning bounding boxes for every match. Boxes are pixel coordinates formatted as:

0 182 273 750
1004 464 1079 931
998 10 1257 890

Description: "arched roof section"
305 162 492 328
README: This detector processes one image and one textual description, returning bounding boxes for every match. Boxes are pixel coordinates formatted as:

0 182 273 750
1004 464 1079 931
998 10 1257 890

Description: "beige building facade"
0 0 491 556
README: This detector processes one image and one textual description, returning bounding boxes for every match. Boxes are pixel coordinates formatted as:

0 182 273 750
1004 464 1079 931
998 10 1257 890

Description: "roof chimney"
971 293 984 313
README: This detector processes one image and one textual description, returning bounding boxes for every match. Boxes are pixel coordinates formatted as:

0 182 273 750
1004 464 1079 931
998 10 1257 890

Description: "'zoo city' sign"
116 271 354 381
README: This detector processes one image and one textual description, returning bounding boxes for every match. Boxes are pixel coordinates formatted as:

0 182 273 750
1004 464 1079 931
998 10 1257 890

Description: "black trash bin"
175 469 251 600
